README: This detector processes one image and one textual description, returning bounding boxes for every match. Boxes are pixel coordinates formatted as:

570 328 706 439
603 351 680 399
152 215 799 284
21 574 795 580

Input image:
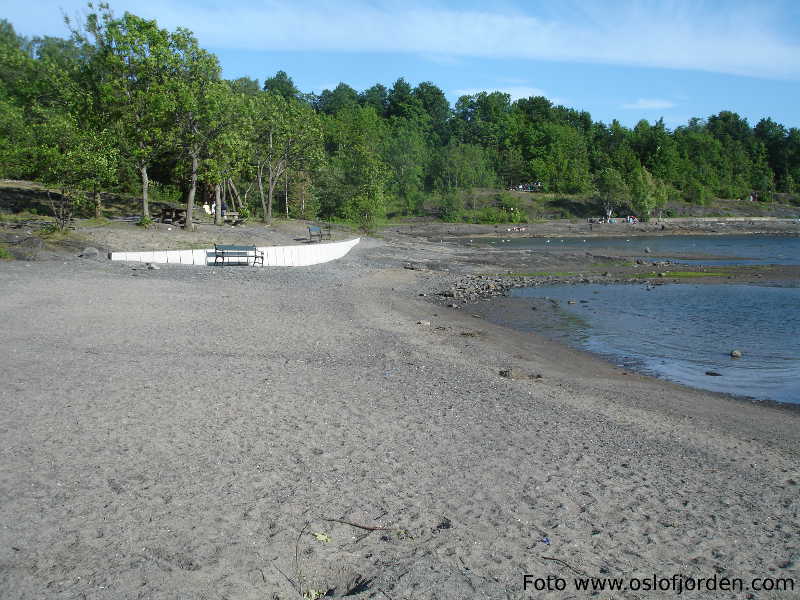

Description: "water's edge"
474 283 800 405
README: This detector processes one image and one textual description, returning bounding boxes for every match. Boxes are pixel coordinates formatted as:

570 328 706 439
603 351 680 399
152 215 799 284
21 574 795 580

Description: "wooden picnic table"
159 206 186 225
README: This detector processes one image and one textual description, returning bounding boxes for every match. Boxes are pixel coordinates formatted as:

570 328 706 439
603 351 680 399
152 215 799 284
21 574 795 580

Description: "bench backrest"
215 244 256 251
308 226 322 234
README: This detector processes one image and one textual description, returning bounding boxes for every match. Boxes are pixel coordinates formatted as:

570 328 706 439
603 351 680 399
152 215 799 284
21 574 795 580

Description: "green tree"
197 83 250 226
0 95 30 178
77 7 181 219
169 37 228 228
412 81 450 140
528 122 592 193
595 167 629 219
359 83 388 116
263 70 298 100
318 105 388 229
384 119 428 215
250 92 323 223
386 77 425 121
316 83 358 114
32 109 118 226
629 165 658 219
750 141 774 194
433 141 495 193
453 91 512 151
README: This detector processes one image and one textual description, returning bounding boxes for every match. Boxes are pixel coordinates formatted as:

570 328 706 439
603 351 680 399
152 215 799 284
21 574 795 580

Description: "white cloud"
622 98 676 110
6 0 800 80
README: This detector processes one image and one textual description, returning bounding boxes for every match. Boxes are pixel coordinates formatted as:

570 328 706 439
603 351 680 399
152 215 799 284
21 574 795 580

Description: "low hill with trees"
1 7 799 229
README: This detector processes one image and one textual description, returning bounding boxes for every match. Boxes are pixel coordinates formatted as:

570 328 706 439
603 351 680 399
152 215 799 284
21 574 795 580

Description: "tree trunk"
243 181 253 208
185 153 198 229
228 178 242 214
214 183 222 225
228 177 242 212
140 165 150 219
267 172 275 225
257 167 268 224
300 178 305 217
285 169 289 218
267 131 275 225
94 191 102 219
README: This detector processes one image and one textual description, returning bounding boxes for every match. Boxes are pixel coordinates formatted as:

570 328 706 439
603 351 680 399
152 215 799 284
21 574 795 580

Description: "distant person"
211 199 228 217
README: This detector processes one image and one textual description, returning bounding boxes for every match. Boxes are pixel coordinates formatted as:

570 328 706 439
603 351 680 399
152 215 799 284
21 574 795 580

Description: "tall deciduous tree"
595 167 629 219
318 105 388 229
77 7 178 219
250 92 323 224
630 165 660 219
168 34 229 228
384 119 428 215
32 108 118 225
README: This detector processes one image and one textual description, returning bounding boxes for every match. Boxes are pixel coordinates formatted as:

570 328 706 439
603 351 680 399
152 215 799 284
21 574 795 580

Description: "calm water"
486 234 800 265
511 284 800 404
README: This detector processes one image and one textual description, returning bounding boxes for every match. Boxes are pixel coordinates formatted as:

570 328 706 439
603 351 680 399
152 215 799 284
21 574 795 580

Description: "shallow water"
511 284 800 404
485 234 800 265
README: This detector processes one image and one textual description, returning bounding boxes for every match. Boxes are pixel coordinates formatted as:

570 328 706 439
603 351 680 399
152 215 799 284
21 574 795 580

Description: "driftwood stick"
295 522 310 598
323 518 393 532
540 556 588 577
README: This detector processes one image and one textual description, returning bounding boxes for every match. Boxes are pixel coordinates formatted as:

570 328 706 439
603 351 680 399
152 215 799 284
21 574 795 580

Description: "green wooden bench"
211 244 264 266
308 224 332 242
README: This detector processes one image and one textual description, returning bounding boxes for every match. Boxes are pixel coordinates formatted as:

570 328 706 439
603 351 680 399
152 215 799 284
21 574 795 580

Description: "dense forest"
1 7 799 229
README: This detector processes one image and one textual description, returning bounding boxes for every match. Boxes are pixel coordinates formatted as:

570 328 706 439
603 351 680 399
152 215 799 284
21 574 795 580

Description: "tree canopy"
1 8 798 228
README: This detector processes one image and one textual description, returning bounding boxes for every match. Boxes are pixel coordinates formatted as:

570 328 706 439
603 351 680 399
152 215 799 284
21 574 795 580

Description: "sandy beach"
1 222 799 599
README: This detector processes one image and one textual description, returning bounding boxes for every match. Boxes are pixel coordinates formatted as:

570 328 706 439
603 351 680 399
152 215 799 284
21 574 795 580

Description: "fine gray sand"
1 233 799 599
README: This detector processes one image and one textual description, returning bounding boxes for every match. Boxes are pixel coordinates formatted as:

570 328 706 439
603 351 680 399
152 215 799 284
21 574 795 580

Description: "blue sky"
5 0 800 129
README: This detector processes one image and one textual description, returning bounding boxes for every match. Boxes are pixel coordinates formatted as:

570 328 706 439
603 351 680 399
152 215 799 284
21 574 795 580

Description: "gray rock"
15 236 45 260
78 247 100 259
730 350 743 358
644 247 652 253
146 263 160 270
